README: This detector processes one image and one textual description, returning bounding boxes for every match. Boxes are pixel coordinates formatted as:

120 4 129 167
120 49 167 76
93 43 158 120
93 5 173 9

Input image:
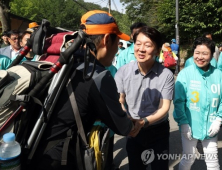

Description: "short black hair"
130 22 147 34
118 42 123 45
19 31 32 42
193 37 215 55
133 26 162 50
7 30 20 38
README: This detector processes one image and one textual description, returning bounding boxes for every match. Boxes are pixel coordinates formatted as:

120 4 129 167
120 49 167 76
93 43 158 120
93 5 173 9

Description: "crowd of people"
1 9 222 170
0 22 39 69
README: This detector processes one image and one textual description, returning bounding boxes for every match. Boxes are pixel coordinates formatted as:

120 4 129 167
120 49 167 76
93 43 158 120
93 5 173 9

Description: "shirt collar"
195 63 213 76
134 60 159 75
10 45 21 53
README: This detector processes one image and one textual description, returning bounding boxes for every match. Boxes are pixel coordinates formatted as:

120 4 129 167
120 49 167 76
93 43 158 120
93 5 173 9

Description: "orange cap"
29 22 39 28
81 10 130 41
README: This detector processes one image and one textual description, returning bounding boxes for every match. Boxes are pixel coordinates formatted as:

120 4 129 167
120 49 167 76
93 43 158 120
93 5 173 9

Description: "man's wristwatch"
142 117 149 128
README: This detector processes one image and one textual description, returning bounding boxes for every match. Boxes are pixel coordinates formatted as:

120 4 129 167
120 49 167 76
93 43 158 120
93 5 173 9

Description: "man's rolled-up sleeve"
161 72 174 100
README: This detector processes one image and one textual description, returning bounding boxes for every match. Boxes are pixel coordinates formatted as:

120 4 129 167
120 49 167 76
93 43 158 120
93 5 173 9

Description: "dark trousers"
105 135 114 169
126 120 170 170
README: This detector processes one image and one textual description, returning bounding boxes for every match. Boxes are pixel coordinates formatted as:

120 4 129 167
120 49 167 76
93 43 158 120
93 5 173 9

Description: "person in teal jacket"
112 42 125 66
0 55 11 70
115 22 147 70
105 65 117 78
174 37 221 170
216 52 222 71
184 55 217 68
115 42 135 69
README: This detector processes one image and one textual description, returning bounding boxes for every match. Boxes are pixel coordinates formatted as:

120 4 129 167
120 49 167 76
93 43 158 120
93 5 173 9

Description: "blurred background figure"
170 39 179 55
28 22 39 32
118 41 125 50
1 31 10 48
159 42 178 74
19 29 36 61
203 32 220 62
113 41 125 66
218 43 222 53
127 41 132 48
0 30 21 60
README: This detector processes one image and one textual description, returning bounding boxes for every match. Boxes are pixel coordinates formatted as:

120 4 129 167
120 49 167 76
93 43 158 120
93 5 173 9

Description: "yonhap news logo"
141 149 218 165
141 149 155 165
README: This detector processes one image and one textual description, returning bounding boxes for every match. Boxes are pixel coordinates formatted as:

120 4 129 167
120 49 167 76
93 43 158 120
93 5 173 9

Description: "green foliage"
166 0 222 43
8 0 222 44
10 0 85 30
111 10 131 35
121 0 222 43
120 0 152 24
10 0 132 35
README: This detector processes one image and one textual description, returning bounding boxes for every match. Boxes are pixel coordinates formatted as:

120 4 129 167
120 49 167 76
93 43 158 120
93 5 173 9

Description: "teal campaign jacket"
0 55 12 70
11 54 37 64
115 43 136 70
173 64 222 140
217 52 222 71
105 65 117 78
115 47 125 56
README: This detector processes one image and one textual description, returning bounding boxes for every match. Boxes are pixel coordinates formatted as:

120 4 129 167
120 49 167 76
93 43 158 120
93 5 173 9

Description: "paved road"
113 102 222 170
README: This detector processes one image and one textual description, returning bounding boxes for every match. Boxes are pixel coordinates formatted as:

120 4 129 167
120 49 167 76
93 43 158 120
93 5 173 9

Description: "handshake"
127 115 147 137
120 96 148 137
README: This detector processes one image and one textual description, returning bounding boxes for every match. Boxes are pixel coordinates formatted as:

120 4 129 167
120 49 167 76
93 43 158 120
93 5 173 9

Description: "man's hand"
129 119 144 137
121 103 127 112
119 93 127 112
127 114 133 121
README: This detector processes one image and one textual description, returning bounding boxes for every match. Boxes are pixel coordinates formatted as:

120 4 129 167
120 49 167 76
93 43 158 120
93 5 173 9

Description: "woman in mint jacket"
174 37 222 170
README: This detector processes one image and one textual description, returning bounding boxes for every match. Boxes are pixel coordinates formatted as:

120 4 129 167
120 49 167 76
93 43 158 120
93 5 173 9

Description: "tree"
0 0 11 31
109 10 131 36
10 0 132 36
120 0 153 24
10 0 83 30
121 0 222 43
157 0 222 43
